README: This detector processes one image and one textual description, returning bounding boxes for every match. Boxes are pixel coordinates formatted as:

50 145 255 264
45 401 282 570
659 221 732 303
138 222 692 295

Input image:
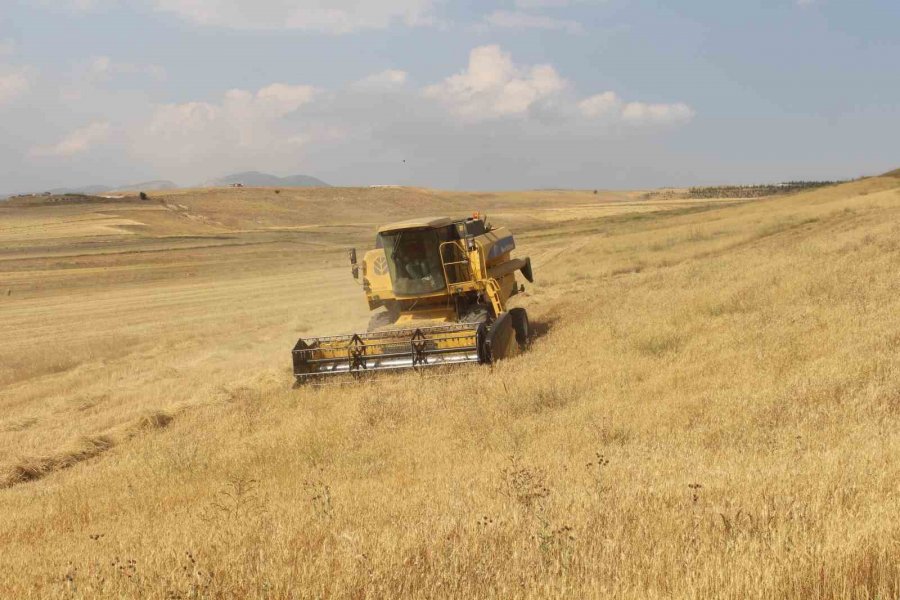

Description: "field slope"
1 177 900 598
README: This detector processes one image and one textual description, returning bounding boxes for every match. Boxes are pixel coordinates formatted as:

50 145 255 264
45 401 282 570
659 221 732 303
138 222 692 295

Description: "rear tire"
483 311 515 364
510 307 529 349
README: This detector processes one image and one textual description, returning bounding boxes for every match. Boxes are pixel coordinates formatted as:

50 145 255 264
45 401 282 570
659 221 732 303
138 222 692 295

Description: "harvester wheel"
510 307 530 349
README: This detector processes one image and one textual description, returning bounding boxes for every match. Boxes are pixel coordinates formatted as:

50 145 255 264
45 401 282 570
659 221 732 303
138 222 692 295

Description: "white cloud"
621 101 695 125
150 0 436 33
578 91 622 118
88 55 112 77
133 83 320 172
87 55 167 82
356 69 408 88
514 0 605 7
424 45 567 121
147 65 167 81
0 69 30 106
30 122 111 157
579 92 695 125
14 44 693 190
43 0 111 10
0 40 31 107
481 10 583 34
425 46 694 127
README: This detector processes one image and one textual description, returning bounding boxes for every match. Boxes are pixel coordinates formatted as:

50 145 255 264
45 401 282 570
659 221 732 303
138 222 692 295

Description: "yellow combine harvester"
292 214 534 383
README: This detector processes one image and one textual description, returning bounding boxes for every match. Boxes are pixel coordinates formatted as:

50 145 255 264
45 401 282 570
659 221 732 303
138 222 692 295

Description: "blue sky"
0 0 897 192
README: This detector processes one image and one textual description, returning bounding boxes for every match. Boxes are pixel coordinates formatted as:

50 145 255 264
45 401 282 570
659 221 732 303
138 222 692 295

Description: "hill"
113 180 178 192
46 184 113 195
6 180 178 198
204 171 330 188
2 176 900 597
3 193 144 207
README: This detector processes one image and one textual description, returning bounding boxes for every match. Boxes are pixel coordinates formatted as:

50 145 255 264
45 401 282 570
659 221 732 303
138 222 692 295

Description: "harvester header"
292 214 533 383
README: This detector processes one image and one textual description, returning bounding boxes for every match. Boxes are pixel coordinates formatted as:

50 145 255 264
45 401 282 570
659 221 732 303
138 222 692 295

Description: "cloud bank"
579 92 695 125
0 70 30 106
61 0 439 33
130 84 319 171
480 10 583 34
424 46 568 120
22 44 695 187
30 121 111 157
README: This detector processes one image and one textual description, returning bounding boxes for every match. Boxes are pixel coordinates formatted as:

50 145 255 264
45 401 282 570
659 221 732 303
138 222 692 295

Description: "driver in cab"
397 239 432 281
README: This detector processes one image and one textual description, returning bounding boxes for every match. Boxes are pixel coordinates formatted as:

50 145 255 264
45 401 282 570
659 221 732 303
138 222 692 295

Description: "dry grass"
2 178 900 598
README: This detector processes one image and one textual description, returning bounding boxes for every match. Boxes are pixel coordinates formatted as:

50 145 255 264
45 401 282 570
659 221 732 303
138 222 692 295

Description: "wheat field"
1 175 900 599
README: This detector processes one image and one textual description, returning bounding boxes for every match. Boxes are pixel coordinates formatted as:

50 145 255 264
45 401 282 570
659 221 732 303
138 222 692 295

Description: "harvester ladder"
440 239 506 318
483 278 504 318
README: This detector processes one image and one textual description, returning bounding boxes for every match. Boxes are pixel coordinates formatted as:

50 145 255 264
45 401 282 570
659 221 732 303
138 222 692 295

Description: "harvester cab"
292 214 534 383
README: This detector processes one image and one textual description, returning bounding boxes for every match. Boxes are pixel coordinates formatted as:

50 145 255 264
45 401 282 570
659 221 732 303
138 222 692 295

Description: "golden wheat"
1 178 899 598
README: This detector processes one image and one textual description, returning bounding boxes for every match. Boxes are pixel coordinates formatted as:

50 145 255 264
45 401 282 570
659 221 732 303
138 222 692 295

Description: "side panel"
363 248 394 310
477 227 515 268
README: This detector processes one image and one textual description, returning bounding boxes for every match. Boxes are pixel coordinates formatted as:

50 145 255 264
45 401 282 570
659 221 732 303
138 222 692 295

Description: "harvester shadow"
528 315 557 343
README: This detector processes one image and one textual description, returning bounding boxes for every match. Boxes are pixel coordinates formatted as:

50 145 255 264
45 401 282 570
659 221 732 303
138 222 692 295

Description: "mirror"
349 248 358 279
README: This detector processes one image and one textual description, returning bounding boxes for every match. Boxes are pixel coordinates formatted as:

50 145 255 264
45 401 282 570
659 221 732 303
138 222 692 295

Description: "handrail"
438 238 504 317
440 240 474 287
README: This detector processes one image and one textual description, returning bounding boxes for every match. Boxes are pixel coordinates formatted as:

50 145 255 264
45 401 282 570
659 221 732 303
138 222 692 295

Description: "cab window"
378 227 452 295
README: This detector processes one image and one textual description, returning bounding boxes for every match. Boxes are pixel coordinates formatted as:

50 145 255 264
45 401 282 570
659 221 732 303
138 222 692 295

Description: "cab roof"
378 216 453 233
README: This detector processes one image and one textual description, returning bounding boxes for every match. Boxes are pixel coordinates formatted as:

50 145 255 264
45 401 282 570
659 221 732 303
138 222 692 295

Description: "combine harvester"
292 214 534 383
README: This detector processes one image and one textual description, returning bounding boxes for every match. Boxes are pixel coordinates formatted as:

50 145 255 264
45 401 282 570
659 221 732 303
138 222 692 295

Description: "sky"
0 0 898 193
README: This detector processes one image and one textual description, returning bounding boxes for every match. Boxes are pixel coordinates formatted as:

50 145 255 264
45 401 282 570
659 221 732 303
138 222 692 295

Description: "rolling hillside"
1 176 899 598
204 171 330 188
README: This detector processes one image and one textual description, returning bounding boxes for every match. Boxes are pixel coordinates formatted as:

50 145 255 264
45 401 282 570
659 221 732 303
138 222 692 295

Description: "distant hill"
2 172 329 199
114 180 178 192
883 167 900 178
204 171 329 188
5 180 178 198
46 184 113 195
